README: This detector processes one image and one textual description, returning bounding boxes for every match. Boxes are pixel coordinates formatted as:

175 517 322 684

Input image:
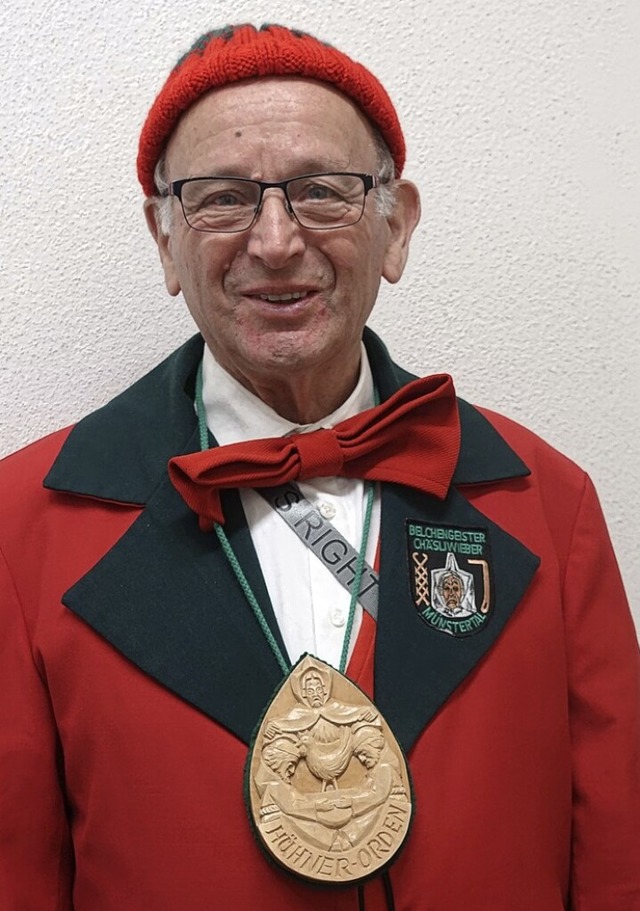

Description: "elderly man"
1 22 638 911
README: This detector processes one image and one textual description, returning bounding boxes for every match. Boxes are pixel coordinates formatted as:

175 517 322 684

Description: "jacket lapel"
366 330 538 751
47 336 289 742
61 435 289 743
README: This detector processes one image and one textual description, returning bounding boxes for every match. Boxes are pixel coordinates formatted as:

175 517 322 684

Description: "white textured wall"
1 0 638 627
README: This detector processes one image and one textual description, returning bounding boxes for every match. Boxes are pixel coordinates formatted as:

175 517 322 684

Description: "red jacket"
1 331 639 910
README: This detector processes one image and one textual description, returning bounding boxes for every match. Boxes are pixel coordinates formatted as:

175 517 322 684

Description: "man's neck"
239 370 360 425
200 344 375 445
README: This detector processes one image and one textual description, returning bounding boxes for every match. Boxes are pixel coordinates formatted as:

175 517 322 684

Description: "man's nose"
245 189 306 268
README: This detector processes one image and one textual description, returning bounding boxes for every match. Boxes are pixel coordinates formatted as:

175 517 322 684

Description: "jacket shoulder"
473 406 593 540
476 406 586 481
0 427 73 488
0 428 75 527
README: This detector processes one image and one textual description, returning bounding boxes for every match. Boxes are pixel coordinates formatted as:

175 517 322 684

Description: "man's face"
442 573 463 610
302 674 327 707
356 746 378 770
147 77 418 406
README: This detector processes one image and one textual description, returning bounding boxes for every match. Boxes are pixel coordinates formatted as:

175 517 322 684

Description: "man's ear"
382 180 421 284
143 199 182 297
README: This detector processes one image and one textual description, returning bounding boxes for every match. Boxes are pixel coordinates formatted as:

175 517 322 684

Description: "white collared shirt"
200 344 381 669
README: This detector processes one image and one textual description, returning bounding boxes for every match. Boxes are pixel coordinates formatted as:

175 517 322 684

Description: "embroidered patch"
406 521 492 636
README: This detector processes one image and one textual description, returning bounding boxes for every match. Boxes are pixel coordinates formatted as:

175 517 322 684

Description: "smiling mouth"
257 291 309 303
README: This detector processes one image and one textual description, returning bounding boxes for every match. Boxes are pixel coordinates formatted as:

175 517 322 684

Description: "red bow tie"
169 374 460 530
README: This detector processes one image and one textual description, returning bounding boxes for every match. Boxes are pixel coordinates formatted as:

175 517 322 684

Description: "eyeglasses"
168 172 381 233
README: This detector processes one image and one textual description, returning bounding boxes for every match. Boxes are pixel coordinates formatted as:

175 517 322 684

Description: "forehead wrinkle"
172 126 362 182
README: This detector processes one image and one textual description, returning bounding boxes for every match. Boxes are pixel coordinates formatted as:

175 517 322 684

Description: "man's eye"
306 184 336 200
296 182 341 202
200 192 246 208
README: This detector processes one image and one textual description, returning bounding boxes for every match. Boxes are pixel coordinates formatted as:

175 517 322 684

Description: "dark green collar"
45 329 529 500
47 329 538 751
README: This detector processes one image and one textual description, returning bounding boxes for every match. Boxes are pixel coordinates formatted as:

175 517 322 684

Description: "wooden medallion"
246 655 412 884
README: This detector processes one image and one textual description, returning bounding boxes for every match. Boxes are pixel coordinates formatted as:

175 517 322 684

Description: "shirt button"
319 501 336 520
331 608 346 627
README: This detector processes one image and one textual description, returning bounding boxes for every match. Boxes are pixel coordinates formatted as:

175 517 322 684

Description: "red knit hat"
137 23 405 197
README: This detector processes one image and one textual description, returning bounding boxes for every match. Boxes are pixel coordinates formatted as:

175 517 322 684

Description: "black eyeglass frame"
167 172 382 233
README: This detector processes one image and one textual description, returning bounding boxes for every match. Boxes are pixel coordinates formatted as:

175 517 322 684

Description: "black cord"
382 870 396 911
356 871 395 911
